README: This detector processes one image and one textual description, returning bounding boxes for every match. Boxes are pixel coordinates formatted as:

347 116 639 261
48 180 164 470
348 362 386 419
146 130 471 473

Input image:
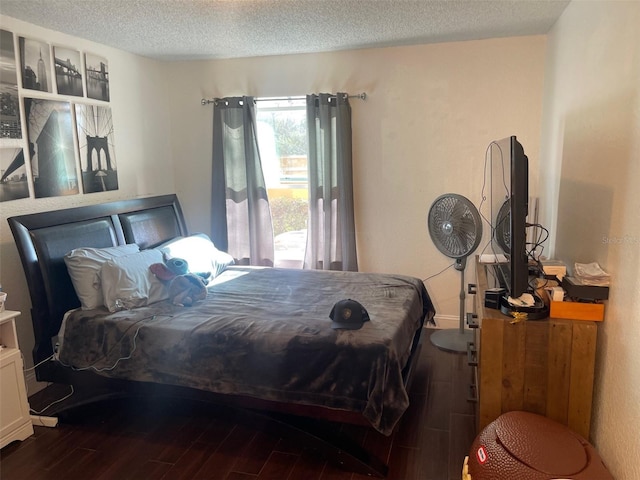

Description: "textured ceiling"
0 0 570 61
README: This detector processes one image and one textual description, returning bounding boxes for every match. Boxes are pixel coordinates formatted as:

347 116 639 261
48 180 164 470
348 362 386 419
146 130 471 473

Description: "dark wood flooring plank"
273 435 304 455
407 341 431 395
395 393 427 448
414 427 450 480
0 426 75 476
192 425 257 480
448 413 476 480
124 460 174 480
226 472 258 480
45 447 100 480
0 433 42 479
423 331 456 382
385 446 420 480
153 410 216 464
159 440 219 480
255 451 297 480
286 448 325 480
361 428 394 466
91 435 169 480
451 354 476 416
231 430 281 475
196 415 238 446
425 380 453 431
318 461 354 480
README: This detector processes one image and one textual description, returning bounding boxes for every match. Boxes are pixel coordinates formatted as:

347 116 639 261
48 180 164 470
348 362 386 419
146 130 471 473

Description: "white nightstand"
0 310 34 449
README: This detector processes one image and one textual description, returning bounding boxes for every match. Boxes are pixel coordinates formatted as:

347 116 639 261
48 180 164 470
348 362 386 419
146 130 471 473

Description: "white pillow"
157 233 234 283
101 249 169 312
64 244 140 310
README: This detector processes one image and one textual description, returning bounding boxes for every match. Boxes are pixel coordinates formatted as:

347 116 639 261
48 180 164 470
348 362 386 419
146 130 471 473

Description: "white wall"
165 36 547 326
0 16 176 388
538 1 640 478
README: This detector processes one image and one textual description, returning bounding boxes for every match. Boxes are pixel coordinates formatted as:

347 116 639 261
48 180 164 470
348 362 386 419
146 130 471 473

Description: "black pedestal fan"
427 193 482 352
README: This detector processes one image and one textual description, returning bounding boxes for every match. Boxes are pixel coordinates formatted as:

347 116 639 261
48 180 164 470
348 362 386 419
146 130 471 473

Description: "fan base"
430 328 474 353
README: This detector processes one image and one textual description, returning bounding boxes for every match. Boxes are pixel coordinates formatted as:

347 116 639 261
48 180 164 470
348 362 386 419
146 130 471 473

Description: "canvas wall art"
53 45 83 97
0 147 29 202
75 104 118 192
85 53 110 102
24 98 79 198
19 36 52 93
0 29 22 139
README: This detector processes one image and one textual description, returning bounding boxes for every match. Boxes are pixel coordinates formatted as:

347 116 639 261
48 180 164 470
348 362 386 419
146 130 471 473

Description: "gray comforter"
56 266 435 434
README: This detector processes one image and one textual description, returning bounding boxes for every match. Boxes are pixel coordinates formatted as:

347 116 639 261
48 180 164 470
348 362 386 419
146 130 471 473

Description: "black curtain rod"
201 92 366 106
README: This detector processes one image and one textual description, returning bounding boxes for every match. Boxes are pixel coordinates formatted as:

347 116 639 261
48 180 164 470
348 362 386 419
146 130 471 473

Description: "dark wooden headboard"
7 195 188 368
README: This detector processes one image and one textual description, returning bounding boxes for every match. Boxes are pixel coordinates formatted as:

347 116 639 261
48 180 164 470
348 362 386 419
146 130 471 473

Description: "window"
256 98 308 268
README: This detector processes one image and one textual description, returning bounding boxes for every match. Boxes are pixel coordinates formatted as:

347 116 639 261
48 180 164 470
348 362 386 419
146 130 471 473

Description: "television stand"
499 294 549 320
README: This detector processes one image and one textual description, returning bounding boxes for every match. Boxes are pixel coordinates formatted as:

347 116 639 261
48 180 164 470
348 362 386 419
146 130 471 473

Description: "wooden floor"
0 329 477 480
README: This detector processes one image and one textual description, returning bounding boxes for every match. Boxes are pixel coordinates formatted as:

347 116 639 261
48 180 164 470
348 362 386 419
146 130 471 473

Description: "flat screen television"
509 136 529 299
498 136 548 319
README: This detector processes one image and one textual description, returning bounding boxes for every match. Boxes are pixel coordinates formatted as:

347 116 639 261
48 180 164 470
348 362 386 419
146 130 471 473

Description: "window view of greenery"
256 99 308 268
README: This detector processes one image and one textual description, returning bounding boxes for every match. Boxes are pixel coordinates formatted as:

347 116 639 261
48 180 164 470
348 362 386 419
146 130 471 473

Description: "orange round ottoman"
463 411 613 480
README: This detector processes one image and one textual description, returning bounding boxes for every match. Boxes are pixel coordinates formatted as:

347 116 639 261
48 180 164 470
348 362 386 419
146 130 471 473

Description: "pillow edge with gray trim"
64 244 140 310
101 249 169 313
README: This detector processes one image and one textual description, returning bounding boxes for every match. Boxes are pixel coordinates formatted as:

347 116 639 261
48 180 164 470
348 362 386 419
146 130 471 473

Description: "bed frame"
8 194 427 477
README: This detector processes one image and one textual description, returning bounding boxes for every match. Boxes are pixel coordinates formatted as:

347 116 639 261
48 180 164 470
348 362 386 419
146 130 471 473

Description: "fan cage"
428 193 482 259
495 199 511 254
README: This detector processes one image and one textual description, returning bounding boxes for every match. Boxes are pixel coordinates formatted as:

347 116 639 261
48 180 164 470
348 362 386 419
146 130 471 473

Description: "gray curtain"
304 93 358 271
211 96 274 266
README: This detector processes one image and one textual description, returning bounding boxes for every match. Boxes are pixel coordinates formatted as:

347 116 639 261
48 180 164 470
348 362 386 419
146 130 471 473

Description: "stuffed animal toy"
149 257 208 307
165 257 188 276
167 273 207 307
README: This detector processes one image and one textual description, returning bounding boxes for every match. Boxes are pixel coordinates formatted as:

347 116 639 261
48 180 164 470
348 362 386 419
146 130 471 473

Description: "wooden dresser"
472 258 597 440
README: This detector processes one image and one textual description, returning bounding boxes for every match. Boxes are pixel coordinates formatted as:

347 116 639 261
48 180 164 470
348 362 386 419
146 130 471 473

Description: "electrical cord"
526 222 551 291
422 262 455 282
56 314 163 373
29 343 141 417
478 141 510 233
74 325 142 372
22 353 55 373
24 314 168 419
57 313 173 373
29 385 74 416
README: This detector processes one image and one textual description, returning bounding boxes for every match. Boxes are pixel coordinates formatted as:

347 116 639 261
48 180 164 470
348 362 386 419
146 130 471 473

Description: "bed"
8 194 435 477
